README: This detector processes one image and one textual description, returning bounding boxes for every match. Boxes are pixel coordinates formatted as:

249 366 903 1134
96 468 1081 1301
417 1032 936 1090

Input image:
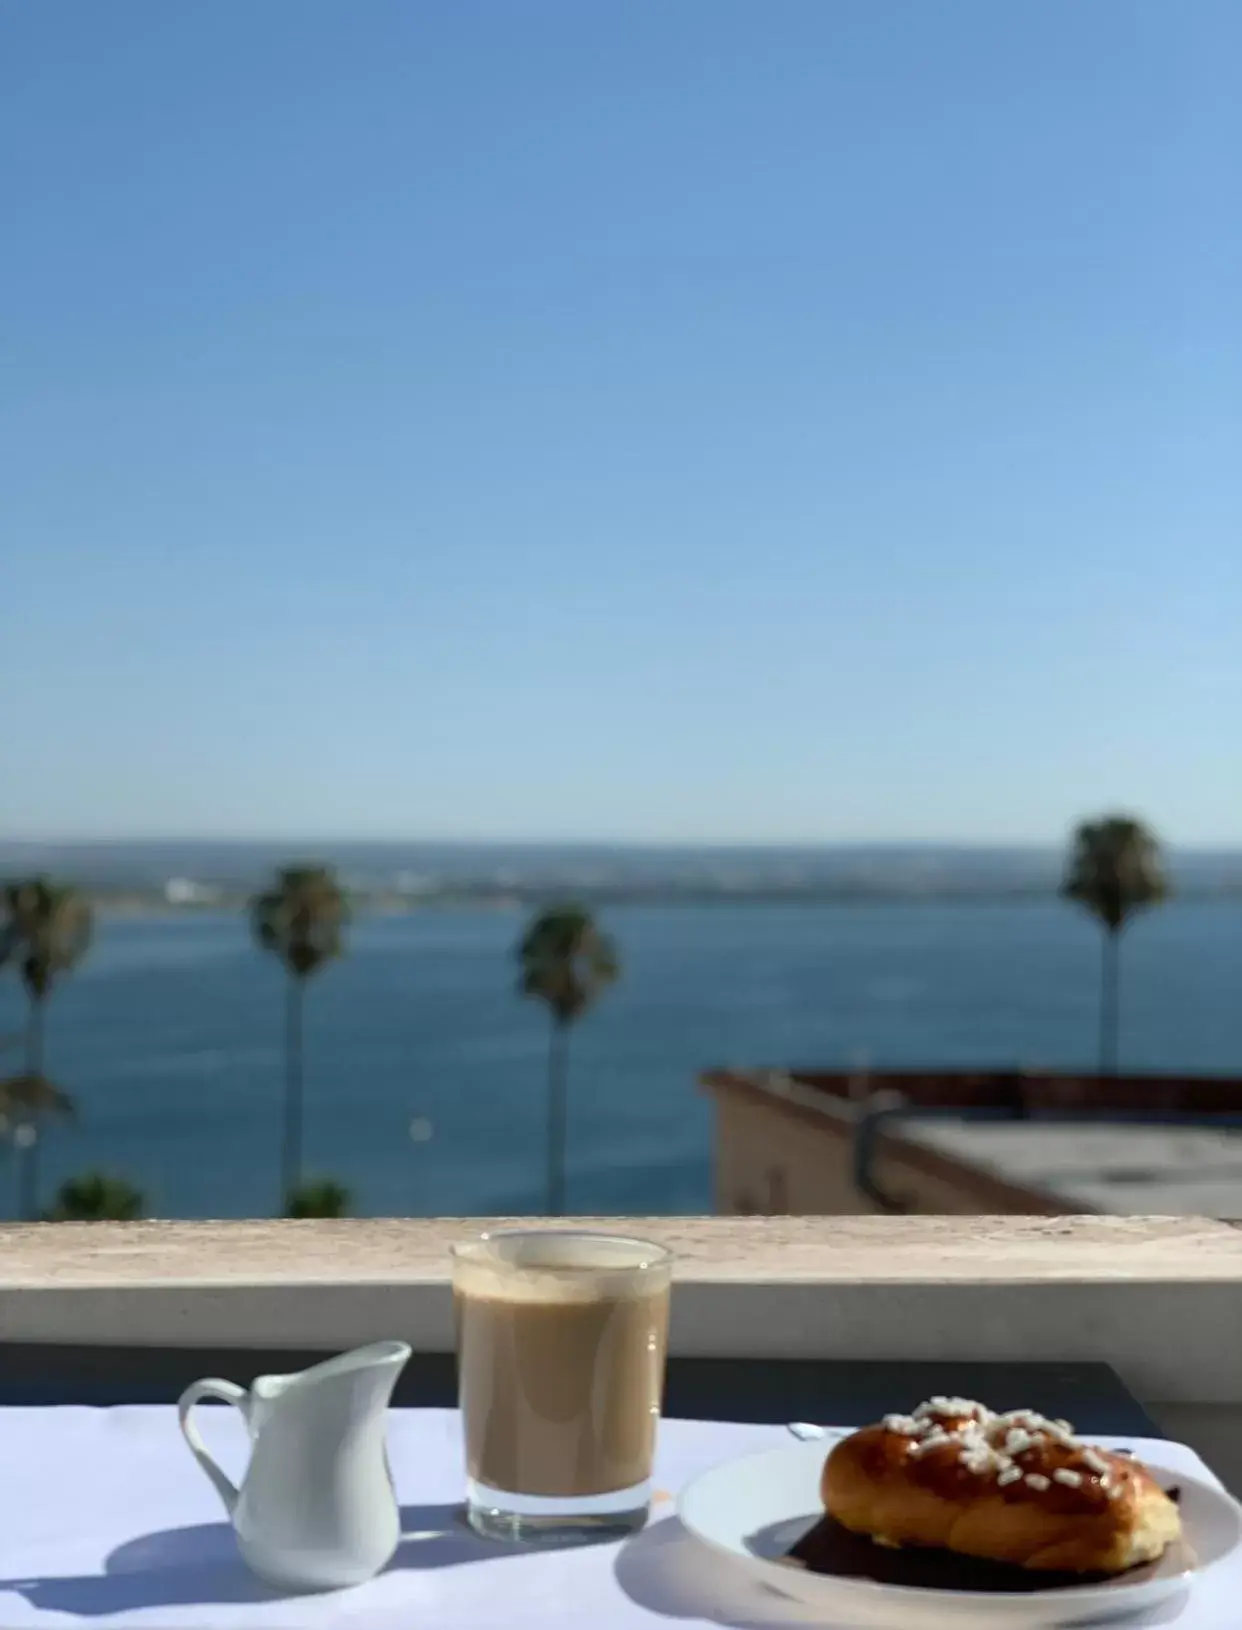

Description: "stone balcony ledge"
4 1214 1239 1285
1 1216 1239 1412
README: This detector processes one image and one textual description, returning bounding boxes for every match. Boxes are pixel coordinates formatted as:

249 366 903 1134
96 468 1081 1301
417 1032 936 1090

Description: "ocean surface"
0 901 1238 1220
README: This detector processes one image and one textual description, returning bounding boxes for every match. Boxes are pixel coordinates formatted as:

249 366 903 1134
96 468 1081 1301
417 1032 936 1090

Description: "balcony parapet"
0 1215 1237 1408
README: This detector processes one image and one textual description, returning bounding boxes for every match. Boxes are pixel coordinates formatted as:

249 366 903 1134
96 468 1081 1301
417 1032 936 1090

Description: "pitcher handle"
177 1378 248 1515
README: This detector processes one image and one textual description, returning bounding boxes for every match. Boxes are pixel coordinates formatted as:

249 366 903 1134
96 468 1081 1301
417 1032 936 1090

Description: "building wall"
714 1085 861 1214
711 1081 1062 1216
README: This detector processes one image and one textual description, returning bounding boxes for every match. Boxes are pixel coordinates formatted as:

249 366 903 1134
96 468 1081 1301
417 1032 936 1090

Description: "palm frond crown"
1 878 94 999
286 1177 351 1218
1061 815 1168 933
250 865 348 979
0 1072 76 1123
516 903 619 1025
46 1170 143 1222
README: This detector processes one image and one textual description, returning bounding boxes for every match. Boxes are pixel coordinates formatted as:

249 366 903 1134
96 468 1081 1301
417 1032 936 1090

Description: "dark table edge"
0 1347 1159 1437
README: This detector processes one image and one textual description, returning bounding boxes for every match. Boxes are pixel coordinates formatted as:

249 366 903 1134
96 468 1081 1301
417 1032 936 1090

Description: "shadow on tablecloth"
615 1516 821 1627
0 1503 543 1617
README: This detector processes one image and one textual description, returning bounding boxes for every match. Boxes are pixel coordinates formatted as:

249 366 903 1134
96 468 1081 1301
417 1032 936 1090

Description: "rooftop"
902 1120 1242 1215
701 1068 1242 1216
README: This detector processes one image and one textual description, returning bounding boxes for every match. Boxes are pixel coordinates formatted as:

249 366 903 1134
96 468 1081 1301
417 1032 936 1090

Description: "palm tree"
516 903 619 1214
46 1169 144 1221
250 865 348 1209
0 1073 76 1220
1061 815 1168 1074
0 878 92 1217
286 1176 351 1218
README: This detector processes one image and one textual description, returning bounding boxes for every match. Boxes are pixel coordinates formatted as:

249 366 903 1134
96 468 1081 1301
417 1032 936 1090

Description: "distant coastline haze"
0 840 1238 906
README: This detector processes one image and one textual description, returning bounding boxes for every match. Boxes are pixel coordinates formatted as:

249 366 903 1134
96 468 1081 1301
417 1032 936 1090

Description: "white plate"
677 1436 1242 1628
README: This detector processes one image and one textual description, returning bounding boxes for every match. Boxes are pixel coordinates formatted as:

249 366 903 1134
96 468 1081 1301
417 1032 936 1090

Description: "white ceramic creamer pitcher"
177 1340 411 1592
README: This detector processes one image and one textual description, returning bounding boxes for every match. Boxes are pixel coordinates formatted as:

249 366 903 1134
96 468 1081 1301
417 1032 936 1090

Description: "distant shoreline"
7 839 1238 918
92 885 1242 919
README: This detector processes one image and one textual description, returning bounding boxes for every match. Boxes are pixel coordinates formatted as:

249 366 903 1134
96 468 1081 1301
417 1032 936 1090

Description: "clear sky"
4 1 1239 845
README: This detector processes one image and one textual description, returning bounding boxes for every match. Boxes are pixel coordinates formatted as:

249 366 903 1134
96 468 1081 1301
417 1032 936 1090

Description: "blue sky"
4 1 1239 845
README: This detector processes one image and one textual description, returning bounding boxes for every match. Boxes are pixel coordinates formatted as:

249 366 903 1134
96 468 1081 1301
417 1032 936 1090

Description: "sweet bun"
821 1398 1181 1575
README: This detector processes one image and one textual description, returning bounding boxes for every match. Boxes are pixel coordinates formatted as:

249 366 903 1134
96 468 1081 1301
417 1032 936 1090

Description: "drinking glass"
452 1228 672 1544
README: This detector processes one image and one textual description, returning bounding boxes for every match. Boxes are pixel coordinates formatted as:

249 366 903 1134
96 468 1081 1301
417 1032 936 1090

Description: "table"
0 1343 1158 1432
0 1408 1225 1628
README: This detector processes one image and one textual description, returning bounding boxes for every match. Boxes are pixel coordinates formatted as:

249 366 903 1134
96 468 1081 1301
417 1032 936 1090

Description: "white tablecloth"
0 1406 1231 1628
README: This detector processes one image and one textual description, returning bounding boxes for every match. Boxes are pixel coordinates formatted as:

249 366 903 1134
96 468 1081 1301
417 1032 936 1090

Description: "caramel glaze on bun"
821 1398 1182 1575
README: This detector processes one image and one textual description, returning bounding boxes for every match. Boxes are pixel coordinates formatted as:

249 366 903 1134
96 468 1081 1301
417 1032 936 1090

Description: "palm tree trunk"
19 997 47 1221
25 997 46 1078
1099 928 1121 1076
546 1020 570 1216
18 1127 40 1223
282 975 305 1209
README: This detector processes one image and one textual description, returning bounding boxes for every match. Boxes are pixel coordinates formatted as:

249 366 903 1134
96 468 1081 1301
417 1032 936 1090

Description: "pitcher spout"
294 1339 410 1408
